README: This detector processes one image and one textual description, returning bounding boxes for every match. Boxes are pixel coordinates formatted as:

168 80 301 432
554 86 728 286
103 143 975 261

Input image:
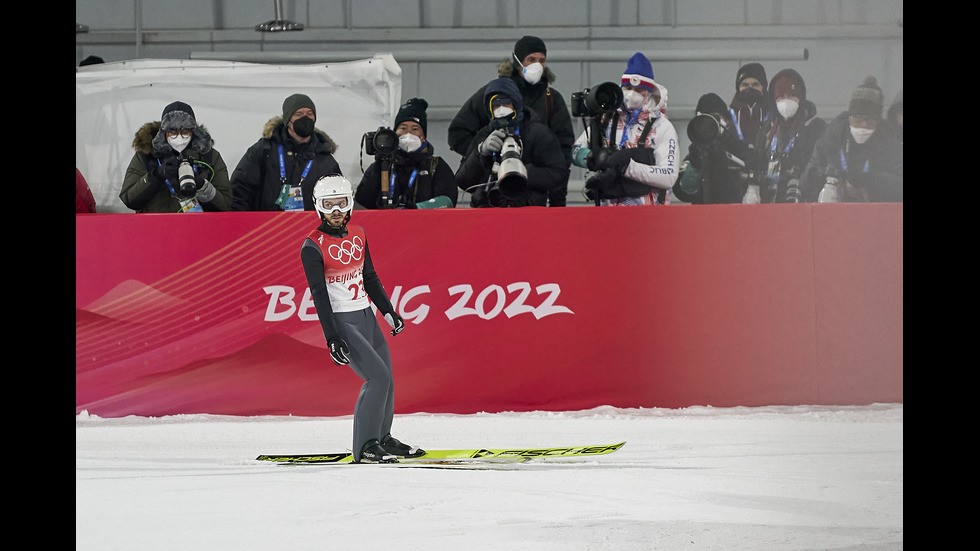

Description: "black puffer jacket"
355 142 457 209
455 108 569 207
230 117 342 211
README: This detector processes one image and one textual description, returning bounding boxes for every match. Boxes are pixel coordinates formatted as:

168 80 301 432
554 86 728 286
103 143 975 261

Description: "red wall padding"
76 204 902 417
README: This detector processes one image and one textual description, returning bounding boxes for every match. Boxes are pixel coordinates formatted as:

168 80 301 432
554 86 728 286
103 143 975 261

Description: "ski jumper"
301 223 397 456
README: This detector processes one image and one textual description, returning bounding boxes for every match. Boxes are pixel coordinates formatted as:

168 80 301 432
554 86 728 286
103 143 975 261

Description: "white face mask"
623 89 646 111
398 133 422 153
493 106 515 119
522 62 544 85
850 126 875 144
167 134 191 153
776 98 799 120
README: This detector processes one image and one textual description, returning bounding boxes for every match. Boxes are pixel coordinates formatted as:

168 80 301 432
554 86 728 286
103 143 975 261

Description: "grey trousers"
334 308 394 456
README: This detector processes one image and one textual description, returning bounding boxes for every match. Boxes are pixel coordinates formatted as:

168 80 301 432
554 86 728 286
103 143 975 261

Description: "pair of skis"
256 441 625 466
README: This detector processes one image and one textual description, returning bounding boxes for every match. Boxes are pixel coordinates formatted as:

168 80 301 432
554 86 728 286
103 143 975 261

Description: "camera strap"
838 147 868 177
389 169 418 205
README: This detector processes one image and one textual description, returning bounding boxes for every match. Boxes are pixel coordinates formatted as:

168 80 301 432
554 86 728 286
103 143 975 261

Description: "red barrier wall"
75 204 903 417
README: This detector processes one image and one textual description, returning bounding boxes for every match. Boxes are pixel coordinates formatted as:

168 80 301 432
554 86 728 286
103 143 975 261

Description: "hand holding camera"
596 148 633 174
479 129 506 157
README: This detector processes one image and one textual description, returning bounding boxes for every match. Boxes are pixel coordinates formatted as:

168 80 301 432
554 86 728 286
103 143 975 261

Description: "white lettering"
263 282 573 324
263 285 296 322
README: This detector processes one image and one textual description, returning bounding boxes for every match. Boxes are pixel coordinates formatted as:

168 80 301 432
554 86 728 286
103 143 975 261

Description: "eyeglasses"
166 130 193 138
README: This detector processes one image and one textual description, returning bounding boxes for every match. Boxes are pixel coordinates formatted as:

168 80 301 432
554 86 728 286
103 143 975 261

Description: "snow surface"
76 404 903 550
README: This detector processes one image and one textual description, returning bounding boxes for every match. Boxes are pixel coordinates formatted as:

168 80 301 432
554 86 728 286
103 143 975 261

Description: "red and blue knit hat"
621 52 656 92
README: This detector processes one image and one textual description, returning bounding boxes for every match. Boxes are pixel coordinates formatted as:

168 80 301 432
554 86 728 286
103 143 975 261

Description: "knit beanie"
160 101 197 132
695 93 728 115
513 35 547 62
735 63 768 92
621 52 656 93
282 93 316 122
849 76 884 121
394 98 429 137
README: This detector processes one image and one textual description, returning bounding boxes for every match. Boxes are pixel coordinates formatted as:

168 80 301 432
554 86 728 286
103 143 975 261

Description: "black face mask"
736 88 763 106
292 116 315 138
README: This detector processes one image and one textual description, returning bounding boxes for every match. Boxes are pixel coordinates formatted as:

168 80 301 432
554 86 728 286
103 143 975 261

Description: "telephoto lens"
178 161 197 195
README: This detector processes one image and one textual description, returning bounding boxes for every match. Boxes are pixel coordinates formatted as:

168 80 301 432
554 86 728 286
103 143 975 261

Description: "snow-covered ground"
76 404 902 550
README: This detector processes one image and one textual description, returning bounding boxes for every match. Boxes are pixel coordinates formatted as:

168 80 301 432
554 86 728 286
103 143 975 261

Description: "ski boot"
356 439 397 463
381 434 426 458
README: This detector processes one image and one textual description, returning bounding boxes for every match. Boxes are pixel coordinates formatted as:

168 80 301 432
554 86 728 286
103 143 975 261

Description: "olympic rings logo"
328 236 363 265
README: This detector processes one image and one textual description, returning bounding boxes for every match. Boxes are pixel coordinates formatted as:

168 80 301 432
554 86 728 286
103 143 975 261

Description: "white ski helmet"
313 175 354 218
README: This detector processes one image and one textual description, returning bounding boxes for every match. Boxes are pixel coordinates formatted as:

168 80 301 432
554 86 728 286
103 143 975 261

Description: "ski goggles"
317 196 353 214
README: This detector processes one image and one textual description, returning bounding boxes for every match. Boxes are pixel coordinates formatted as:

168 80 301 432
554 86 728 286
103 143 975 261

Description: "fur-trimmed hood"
132 120 214 156
261 116 338 153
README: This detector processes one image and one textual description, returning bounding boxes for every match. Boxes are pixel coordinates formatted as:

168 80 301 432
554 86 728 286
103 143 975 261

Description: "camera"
177 159 197 196
493 131 528 201
363 126 398 156
570 82 624 118
687 112 726 145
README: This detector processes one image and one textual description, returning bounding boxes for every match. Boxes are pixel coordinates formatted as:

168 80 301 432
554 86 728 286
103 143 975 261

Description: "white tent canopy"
76 56 402 213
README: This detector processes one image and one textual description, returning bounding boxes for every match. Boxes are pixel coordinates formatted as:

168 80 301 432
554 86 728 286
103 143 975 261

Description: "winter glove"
677 160 701 194
818 178 839 203
327 336 351 365
584 170 619 201
146 162 171 187
478 129 506 157
384 312 405 336
196 179 217 203
597 149 633 174
572 146 591 169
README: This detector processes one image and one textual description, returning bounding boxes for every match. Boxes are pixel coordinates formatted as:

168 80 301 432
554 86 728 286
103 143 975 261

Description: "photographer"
447 36 574 206
354 98 457 209
120 101 231 213
673 93 752 204
745 69 827 203
455 77 568 208
230 93 342 211
570 53 678 206
801 76 902 203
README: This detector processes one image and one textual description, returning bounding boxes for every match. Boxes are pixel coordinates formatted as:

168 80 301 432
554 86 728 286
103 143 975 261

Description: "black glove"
194 170 207 191
597 149 633 174
585 169 618 191
146 164 168 186
384 312 405 336
327 336 351 365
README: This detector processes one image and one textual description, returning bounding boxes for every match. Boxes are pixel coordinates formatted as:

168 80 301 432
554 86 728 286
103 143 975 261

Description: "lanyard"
277 145 314 207
157 158 177 195
771 134 795 158
838 148 869 174
278 145 314 186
